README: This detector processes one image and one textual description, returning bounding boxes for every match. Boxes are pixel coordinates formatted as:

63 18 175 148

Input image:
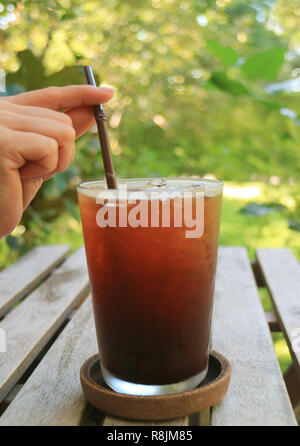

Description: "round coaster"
80 350 231 421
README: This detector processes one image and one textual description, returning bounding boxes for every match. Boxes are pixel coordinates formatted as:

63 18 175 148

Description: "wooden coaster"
80 350 231 421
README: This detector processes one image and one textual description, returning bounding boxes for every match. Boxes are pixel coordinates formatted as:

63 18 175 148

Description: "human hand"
0 85 114 238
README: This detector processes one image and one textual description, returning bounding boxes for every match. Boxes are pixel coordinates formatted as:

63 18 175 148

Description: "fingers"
0 166 23 238
0 84 115 139
0 84 113 238
2 130 59 178
0 162 43 237
66 105 95 138
0 99 73 126
0 112 75 177
4 85 115 111
0 98 95 140
46 137 75 177
0 128 60 237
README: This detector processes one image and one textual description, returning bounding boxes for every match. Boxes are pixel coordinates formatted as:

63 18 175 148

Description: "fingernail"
98 86 117 92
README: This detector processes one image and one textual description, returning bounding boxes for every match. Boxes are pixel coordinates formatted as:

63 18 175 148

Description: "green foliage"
242 48 286 80
208 71 250 95
206 39 240 67
240 202 287 216
0 0 299 261
4 50 96 92
0 0 298 375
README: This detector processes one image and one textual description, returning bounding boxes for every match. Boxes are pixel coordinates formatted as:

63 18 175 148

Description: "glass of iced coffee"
77 178 223 396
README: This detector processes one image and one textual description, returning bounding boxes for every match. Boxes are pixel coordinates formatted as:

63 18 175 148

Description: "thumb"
3 85 115 111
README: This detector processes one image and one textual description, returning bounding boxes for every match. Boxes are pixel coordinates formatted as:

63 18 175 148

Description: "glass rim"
77 177 223 193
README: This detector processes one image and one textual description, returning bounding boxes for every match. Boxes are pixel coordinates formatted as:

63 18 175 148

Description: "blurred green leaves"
5 235 21 251
208 72 249 96
62 198 80 222
5 50 85 92
0 0 299 259
43 168 79 200
206 39 240 67
240 202 287 216
242 48 286 80
205 44 296 124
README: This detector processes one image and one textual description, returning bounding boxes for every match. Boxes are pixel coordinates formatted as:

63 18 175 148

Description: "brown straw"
83 65 117 189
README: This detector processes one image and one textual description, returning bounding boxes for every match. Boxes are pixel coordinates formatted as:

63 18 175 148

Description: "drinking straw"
83 65 117 189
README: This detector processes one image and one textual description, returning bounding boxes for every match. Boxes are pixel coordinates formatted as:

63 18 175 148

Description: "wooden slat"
251 260 265 287
103 416 189 426
211 247 296 426
0 245 70 317
0 247 89 404
189 409 210 426
0 384 23 416
265 312 281 332
0 297 96 426
0 293 188 426
284 364 300 408
256 248 300 373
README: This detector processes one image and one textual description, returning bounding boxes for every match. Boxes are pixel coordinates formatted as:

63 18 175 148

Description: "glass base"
101 364 208 396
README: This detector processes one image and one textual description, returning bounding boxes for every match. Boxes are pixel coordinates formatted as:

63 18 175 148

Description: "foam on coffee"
78 178 223 199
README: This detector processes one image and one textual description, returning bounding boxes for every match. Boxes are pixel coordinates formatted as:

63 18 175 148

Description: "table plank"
103 416 189 426
0 296 95 426
0 247 89 404
256 248 300 372
211 247 297 426
0 245 70 317
265 312 281 332
284 364 300 407
0 294 188 426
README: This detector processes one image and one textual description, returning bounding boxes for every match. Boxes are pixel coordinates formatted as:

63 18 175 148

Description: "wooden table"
0 245 298 426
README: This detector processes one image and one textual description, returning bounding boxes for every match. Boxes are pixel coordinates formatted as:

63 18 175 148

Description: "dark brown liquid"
78 191 222 385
